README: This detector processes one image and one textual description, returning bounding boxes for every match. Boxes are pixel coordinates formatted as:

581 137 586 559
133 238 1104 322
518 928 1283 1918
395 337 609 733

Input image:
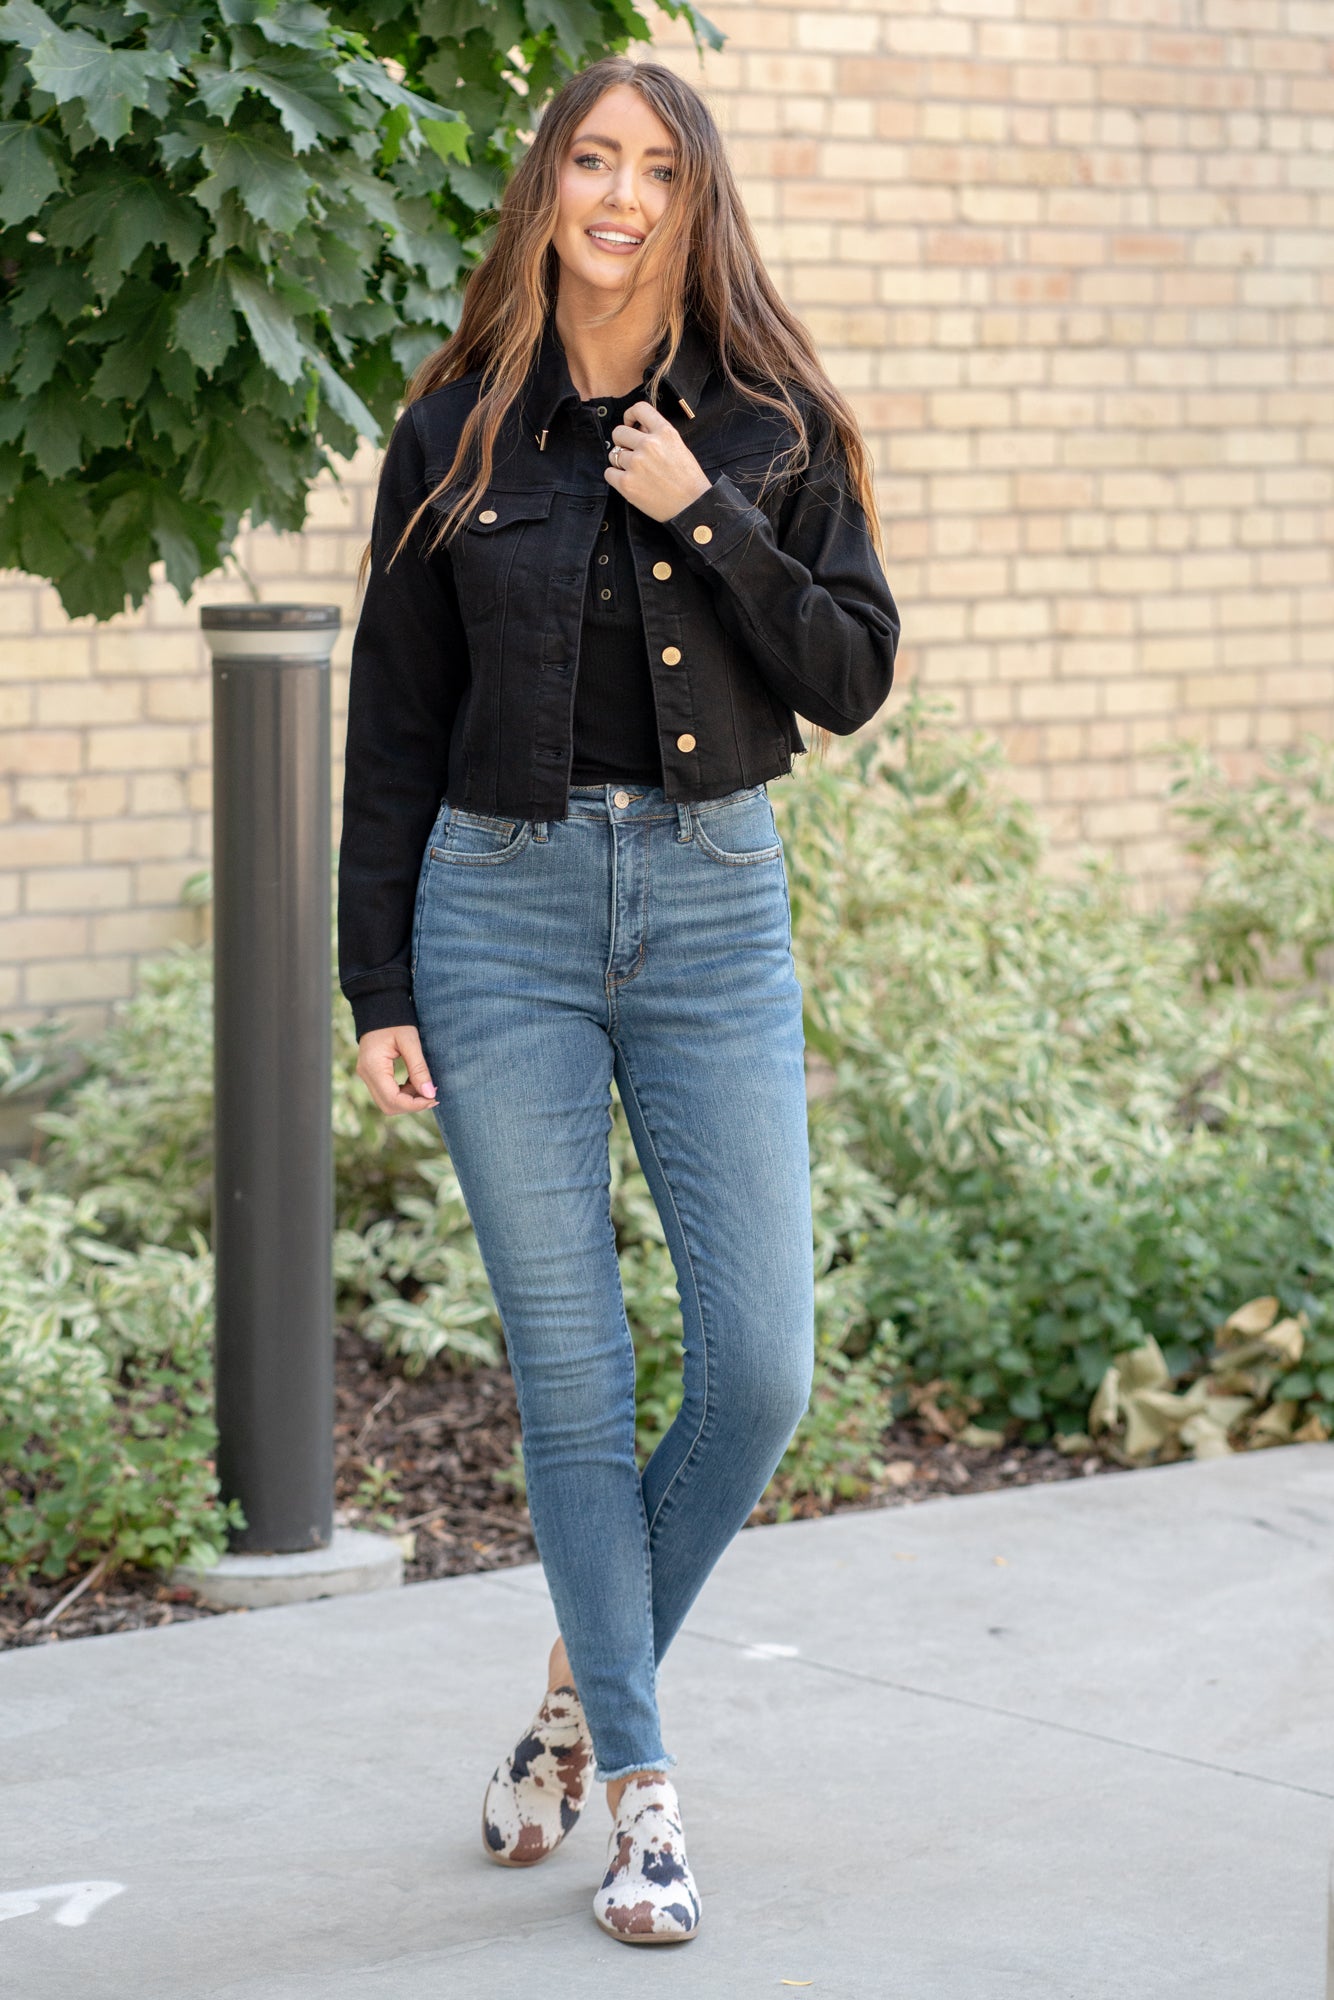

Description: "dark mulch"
1 1329 1116 1652
332 1325 536 1581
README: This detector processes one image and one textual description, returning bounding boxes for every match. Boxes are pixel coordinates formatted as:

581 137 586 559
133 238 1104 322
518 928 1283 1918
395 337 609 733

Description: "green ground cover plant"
3 702 1331 1582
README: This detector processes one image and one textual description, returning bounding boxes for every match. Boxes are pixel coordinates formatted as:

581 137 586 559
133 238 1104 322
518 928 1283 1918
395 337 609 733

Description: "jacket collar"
521 308 714 448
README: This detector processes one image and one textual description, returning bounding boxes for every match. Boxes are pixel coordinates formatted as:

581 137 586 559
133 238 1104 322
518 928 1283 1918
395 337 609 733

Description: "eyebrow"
572 131 677 158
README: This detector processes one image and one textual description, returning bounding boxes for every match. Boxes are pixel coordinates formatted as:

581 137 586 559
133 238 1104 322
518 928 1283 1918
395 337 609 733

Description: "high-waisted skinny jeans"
410 780 815 1781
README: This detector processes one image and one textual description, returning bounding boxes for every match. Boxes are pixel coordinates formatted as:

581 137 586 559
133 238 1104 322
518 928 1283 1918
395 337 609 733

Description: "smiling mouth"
585 226 645 252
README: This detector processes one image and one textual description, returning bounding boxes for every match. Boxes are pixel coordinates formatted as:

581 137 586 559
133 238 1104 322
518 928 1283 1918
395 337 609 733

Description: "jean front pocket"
689 789 783 867
431 808 533 867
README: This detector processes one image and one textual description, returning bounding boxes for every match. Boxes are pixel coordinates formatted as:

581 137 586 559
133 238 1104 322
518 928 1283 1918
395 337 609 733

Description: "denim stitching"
408 814 442 984
431 822 532 867
597 1754 677 1782
609 821 650 988
688 795 782 868
476 1206 667 1781
604 1085 664 1740
612 1053 712 1545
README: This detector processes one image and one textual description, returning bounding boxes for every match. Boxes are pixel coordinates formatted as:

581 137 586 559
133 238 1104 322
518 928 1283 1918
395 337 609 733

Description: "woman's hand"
603 402 712 522
357 1024 437 1116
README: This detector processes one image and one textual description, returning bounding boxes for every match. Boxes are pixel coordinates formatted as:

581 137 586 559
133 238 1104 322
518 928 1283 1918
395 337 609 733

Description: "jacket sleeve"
661 404 899 734
337 404 468 1040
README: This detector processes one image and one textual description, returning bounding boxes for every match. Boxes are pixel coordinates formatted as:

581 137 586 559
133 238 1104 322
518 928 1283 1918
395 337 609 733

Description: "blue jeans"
410 781 815 1781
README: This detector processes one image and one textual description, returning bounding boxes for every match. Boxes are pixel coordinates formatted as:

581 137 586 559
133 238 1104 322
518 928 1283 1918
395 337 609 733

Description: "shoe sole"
481 1799 558 1867
481 1795 594 1868
593 1910 700 1945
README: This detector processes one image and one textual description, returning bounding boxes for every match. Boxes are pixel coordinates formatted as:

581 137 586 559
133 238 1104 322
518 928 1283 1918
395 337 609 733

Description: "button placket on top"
558 391 665 796
523 373 705 785
529 489 606 801
625 505 696 770
494 375 714 808
585 387 644 623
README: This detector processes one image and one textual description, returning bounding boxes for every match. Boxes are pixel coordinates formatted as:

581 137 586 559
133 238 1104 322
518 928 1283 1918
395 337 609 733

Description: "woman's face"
551 85 677 297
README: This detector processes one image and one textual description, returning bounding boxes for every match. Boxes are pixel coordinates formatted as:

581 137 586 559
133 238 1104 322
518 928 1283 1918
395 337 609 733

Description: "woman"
338 54 899 1946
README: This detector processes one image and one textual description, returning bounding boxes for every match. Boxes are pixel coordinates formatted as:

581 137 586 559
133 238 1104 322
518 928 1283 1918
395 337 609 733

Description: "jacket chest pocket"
436 488 556 623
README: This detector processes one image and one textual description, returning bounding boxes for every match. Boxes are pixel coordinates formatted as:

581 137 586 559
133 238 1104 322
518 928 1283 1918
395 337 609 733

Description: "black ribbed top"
569 384 664 787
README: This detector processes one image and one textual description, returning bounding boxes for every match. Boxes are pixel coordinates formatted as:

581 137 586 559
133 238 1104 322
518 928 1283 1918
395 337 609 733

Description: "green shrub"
1169 736 1334 989
773 698 1334 1443
0 1172 240 1581
333 1150 501 1371
34 945 215 1240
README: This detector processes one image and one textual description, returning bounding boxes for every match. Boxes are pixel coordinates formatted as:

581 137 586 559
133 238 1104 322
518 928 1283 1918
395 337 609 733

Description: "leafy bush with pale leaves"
0 1173 242 1581
782 700 1334 1442
1169 736 1334 989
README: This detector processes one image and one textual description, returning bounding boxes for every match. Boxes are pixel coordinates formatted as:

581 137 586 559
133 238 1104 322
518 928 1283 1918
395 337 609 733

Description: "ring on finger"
608 443 623 470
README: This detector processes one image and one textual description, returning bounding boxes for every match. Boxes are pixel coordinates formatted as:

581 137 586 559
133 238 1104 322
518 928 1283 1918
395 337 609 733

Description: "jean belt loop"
676 801 692 842
533 817 549 842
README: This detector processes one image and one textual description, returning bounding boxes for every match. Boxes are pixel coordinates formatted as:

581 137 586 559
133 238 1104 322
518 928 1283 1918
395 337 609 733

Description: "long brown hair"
370 56 886 754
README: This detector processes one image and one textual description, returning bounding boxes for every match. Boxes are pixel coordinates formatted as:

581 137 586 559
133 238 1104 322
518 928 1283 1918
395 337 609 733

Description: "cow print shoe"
593 1773 702 1944
481 1682 594 1866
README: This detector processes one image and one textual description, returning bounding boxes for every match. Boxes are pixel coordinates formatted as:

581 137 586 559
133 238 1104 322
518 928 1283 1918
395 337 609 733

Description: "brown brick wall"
2 0 1331 1027
0 469 372 1031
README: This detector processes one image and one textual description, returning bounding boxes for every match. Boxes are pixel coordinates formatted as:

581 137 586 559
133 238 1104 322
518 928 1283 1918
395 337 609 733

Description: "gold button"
600 588 611 600
478 508 497 524
676 732 696 753
661 645 681 665
613 790 631 808
600 519 609 532
692 524 713 545
653 561 672 581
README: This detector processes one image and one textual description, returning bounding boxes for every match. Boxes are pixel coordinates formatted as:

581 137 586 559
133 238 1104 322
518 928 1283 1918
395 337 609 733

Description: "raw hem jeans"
410 781 815 1782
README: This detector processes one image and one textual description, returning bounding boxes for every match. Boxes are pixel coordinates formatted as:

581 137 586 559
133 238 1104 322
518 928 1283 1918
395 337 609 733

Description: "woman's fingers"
357 1025 437 1116
604 420 712 521
396 1027 437 1103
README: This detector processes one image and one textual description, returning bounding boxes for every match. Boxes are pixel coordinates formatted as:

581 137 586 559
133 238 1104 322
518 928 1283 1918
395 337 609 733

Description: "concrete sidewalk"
3 1446 1332 2000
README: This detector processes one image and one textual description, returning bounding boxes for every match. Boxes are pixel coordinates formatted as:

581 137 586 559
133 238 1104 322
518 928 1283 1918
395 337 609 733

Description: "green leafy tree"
0 0 719 618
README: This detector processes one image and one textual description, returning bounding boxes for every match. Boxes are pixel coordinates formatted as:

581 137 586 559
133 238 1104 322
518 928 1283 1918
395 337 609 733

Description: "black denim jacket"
338 312 900 1037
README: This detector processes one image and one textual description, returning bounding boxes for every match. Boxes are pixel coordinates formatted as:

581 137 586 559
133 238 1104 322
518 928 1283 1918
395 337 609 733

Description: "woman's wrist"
351 990 419 1041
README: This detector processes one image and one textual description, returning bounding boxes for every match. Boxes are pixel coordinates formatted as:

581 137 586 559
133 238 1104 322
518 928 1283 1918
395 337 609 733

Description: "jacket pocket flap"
456 489 556 533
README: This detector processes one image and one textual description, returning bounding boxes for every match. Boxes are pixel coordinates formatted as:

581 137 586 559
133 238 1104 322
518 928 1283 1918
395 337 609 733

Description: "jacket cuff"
664 475 768 571
348 984 420 1040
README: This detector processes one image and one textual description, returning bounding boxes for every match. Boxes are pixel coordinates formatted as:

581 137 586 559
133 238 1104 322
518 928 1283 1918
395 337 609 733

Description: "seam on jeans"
689 819 783 868
690 785 764 817
612 1227 664 1750
408 818 437 985
605 820 648 992
610 822 649 988
613 1053 712 1544
564 803 760 825
430 820 532 867
603 813 620 1012
505 1159 665 1781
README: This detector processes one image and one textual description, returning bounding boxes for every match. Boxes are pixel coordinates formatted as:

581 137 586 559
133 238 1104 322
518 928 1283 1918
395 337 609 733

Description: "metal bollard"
200 604 339 1554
